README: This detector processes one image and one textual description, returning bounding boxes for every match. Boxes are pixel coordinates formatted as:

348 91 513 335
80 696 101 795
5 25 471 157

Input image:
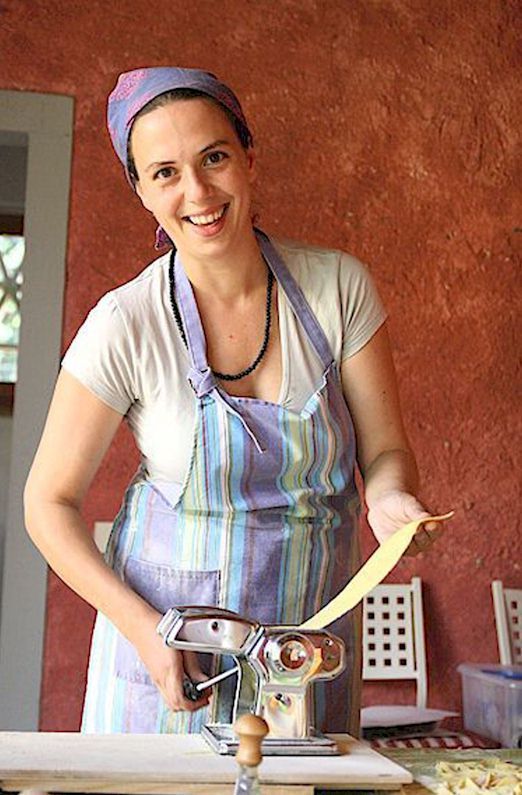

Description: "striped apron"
82 230 362 735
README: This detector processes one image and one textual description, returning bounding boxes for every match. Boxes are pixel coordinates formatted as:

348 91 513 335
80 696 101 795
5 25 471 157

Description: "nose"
182 166 212 205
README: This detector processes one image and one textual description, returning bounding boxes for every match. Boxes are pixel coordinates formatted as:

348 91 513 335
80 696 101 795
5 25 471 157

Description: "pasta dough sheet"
301 512 453 630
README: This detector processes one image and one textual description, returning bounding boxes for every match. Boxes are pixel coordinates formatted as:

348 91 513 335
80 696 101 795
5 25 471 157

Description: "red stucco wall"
1 0 520 731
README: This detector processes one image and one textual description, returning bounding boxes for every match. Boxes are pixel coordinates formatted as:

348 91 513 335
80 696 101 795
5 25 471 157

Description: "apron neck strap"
254 229 334 371
173 249 209 375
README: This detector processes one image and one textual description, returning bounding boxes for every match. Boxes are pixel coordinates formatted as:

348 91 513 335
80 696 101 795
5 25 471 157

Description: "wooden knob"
234 713 269 767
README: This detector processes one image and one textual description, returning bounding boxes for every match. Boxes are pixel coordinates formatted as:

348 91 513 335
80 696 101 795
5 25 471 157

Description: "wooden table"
0 733 520 794
0 732 408 793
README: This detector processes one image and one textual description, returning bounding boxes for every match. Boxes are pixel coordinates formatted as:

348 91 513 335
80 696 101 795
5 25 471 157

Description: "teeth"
188 206 226 225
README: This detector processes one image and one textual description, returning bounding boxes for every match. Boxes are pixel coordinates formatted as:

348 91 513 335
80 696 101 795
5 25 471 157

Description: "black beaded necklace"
168 251 275 382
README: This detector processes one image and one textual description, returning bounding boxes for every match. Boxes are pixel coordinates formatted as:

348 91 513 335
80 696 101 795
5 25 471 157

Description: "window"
0 224 24 413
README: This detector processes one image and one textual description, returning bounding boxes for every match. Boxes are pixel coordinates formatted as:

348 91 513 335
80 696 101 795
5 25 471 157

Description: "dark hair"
126 88 253 187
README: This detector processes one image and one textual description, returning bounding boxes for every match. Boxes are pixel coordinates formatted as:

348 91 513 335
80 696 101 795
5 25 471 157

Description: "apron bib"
82 230 362 735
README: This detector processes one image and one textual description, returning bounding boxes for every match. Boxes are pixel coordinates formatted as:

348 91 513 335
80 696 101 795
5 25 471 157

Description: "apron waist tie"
187 366 266 455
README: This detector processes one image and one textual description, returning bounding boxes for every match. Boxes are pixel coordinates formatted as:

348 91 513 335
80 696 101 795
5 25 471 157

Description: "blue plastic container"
458 663 522 748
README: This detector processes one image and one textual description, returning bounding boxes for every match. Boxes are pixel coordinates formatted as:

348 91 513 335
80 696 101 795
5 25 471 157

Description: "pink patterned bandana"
107 66 252 181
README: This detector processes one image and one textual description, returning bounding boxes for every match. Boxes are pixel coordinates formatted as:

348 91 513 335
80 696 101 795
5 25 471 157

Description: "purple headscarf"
107 66 252 184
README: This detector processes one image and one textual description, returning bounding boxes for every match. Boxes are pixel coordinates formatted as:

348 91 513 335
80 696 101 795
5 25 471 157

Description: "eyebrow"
145 139 231 173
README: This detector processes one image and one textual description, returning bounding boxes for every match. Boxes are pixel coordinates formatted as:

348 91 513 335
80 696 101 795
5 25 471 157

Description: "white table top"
0 732 413 791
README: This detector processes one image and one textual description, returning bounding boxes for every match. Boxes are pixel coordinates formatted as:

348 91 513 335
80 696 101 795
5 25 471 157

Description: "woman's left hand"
367 489 443 556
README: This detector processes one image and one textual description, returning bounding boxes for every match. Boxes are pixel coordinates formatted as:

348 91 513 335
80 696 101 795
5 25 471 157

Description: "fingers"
404 520 445 556
183 650 207 683
163 674 210 713
154 649 210 713
180 651 212 709
367 491 437 545
417 520 445 547
138 617 209 714
184 651 215 704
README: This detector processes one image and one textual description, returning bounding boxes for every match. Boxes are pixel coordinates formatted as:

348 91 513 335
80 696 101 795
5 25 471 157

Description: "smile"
184 204 228 226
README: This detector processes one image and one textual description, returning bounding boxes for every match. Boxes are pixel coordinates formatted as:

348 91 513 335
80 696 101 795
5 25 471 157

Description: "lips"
183 204 228 226
182 203 229 237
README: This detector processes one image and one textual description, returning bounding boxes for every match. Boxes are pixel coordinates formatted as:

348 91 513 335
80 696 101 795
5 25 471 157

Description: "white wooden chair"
491 580 522 665
361 577 496 749
362 577 427 710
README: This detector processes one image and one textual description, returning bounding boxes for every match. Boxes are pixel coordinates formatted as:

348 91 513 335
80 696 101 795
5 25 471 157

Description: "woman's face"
131 98 255 262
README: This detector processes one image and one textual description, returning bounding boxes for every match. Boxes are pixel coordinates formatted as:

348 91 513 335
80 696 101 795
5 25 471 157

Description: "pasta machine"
157 605 345 755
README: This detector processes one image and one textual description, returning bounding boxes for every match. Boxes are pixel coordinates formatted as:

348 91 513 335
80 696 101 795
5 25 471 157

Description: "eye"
204 150 228 167
153 166 177 181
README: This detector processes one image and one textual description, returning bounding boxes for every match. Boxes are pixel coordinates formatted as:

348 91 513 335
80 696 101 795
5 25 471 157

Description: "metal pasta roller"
157 606 345 755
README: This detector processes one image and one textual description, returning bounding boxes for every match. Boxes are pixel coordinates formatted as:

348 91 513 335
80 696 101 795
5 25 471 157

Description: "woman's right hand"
133 612 211 713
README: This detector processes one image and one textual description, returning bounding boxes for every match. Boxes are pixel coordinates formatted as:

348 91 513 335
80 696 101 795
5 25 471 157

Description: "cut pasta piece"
435 757 522 794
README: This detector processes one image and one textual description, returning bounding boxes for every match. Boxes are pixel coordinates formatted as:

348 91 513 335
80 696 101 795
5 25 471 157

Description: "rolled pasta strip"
301 512 454 630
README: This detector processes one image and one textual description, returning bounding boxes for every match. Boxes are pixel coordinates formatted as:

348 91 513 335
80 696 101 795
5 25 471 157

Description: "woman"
24 67 441 735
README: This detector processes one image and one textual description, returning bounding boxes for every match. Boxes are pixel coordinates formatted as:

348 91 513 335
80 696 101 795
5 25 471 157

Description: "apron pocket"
115 557 220 684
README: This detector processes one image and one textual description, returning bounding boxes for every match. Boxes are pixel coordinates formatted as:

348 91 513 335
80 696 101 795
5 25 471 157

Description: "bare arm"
341 323 441 551
24 369 207 710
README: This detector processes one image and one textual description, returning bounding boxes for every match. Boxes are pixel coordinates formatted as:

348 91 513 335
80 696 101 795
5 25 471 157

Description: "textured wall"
1 0 520 731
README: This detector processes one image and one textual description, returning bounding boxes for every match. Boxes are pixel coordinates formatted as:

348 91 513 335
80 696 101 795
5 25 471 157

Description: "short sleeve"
61 293 138 414
340 253 388 360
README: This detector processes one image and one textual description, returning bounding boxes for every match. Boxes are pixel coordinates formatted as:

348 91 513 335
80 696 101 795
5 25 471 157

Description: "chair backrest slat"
492 580 522 665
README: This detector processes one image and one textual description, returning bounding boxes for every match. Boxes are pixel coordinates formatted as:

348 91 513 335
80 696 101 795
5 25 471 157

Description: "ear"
134 180 152 212
135 180 158 215
246 147 256 183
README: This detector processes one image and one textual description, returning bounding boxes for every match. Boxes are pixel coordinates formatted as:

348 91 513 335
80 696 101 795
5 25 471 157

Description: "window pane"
0 235 24 383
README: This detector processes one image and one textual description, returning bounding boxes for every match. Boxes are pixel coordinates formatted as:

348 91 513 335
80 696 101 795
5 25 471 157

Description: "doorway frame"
0 90 73 729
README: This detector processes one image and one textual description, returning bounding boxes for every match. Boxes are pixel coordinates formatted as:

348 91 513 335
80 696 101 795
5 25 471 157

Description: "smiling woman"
23 66 443 737
131 98 257 271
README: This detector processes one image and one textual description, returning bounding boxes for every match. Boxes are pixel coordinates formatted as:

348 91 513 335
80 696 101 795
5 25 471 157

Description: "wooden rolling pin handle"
234 713 269 767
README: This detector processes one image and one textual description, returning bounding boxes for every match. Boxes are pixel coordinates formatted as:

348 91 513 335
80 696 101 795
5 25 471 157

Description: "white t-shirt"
62 238 387 484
